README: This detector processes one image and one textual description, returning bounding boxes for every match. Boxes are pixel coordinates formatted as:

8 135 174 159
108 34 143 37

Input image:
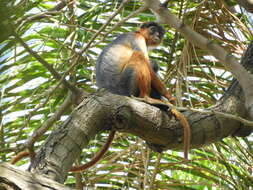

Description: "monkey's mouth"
154 36 161 43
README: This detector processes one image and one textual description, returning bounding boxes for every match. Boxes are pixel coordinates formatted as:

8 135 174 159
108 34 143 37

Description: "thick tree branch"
0 163 74 190
178 107 253 127
141 0 253 119
28 86 250 183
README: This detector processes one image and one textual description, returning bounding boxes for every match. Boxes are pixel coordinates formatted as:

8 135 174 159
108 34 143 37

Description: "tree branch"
0 163 74 190
178 107 253 127
29 85 250 182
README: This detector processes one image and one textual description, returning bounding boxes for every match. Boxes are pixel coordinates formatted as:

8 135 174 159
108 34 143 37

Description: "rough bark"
0 163 74 190
28 67 252 184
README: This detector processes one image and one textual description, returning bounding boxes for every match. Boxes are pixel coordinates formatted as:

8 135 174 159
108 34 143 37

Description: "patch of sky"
3 109 32 124
9 77 48 93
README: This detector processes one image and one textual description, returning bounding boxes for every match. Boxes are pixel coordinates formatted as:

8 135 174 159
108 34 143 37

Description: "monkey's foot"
132 96 174 110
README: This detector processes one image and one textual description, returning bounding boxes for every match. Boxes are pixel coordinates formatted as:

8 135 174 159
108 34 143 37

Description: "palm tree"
1 0 253 189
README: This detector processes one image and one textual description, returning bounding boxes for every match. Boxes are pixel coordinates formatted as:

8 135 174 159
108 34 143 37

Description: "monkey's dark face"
140 22 165 46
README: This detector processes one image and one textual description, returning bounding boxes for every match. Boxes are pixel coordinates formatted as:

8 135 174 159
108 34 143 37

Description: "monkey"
70 22 191 172
11 22 191 172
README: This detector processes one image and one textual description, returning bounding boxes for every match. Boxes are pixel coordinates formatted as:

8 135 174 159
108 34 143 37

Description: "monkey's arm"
150 69 176 102
149 68 190 159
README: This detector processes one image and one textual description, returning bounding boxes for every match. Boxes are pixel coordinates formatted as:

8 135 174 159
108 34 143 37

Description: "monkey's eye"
149 26 157 34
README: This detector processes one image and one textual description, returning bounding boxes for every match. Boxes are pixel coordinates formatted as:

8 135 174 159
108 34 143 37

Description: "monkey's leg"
150 69 176 103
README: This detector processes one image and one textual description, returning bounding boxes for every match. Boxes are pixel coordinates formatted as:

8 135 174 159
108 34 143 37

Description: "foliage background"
0 0 253 189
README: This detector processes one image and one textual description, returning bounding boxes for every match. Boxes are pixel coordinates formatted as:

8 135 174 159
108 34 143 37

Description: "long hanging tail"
171 109 191 160
11 151 31 164
11 131 116 172
70 130 116 172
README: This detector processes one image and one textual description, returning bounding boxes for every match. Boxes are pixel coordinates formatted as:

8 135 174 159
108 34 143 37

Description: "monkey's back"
96 32 141 96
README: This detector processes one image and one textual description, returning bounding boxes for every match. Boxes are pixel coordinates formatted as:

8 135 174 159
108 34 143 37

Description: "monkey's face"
148 25 164 44
140 22 165 47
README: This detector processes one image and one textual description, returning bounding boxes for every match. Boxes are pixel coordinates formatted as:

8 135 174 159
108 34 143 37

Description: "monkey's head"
139 22 165 47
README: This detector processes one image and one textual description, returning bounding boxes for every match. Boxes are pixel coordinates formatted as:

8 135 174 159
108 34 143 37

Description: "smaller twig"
18 11 60 27
178 106 253 127
92 6 148 47
0 147 17 153
149 153 162 190
21 93 73 150
12 31 79 94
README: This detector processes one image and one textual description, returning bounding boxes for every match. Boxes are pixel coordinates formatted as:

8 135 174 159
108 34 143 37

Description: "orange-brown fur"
11 150 35 165
119 25 190 159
